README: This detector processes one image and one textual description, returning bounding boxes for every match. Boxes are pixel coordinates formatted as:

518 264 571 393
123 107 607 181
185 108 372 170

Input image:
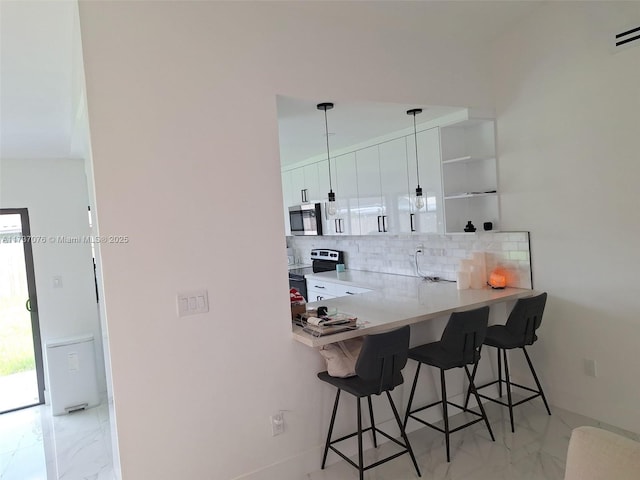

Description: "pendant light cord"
413 112 420 188
323 107 333 192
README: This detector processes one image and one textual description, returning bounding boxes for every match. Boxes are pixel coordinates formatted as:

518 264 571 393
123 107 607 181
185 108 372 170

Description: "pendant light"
407 108 425 210
318 102 337 217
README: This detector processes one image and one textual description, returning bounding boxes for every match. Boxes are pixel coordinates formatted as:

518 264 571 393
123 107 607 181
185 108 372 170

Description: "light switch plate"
177 289 209 317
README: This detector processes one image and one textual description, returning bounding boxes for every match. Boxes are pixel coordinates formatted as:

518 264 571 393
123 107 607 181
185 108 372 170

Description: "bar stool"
465 292 551 433
318 326 421 479
403 307 495 462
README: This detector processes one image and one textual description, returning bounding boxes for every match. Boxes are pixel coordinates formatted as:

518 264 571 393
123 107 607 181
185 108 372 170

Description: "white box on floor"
46 334 100 415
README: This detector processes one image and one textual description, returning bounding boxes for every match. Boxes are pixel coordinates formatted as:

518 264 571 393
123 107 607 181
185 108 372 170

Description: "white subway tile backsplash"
509 251 530 261
287 231 533 289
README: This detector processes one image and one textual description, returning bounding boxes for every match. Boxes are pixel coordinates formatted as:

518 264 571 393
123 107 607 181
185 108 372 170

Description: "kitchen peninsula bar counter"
292 270 536 347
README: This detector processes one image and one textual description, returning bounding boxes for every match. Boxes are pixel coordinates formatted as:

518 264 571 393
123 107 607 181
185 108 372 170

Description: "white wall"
78 2 500 479
79 2 640 478
0 158 107 394
492 2 640 432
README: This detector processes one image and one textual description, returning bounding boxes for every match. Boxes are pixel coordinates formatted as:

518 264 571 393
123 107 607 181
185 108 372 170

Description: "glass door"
0 209 45 413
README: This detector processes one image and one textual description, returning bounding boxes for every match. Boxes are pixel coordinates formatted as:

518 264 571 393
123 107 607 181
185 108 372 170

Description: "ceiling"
0 1 545 162
0 1 84 159
276 97 465 167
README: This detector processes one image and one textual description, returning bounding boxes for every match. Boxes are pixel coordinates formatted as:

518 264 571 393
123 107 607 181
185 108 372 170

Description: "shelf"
442 155 495 165
444 191 498 200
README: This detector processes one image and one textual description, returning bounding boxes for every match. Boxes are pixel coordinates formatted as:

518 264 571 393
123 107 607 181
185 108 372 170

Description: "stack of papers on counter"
297 313 359 337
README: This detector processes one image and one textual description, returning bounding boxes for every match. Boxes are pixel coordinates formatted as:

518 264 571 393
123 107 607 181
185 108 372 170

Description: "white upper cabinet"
407 128 444 234
281 171 293 235
355 145 385 234
303 162 323 203
329 152 360 235
440 118 499 233
286 162 325 205
289 167 307 204
281 107 498 237
316 160 330 203
378 137 412 234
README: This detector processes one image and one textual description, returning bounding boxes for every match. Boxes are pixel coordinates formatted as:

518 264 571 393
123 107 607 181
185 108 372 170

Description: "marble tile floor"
0 370 40 413
308 398 640 480
2 395 638 480
0 400 113 480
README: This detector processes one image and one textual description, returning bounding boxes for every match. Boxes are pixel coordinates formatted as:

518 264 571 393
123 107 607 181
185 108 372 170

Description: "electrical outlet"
584 359 597 377
416 243 424 255
270 412 284 436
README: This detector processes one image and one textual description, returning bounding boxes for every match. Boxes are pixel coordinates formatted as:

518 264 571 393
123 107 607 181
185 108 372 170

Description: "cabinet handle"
345 291 356 295
377 215 382 232
340 218 344 233
410 213 416 232
382 215 388 232
317 296 323 301
334 219 339 233
314 285 326 289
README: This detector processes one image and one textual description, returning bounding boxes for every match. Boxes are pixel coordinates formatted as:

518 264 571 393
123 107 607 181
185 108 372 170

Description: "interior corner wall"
77 2 495 479
491 2 640 433
0 158 107 394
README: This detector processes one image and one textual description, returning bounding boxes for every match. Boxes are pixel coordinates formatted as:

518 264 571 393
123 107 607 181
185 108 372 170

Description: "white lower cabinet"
306 279 372 302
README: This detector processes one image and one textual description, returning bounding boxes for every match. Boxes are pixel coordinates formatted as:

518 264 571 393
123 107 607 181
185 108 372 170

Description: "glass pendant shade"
327 190 337 216
415 186 425 210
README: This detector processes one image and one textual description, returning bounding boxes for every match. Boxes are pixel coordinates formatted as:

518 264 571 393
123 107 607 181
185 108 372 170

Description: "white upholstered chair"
564 426 640 480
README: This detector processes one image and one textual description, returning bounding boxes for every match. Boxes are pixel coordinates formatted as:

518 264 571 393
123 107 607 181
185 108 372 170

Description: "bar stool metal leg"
498 347 503 397
502 349 515 433
404 363 422 430
522 347 552 415
440 369 450 463
367 396 378 447
322 390 341 469
356 397 364 480
464 365 495 441
386 391 421 477
462 361 478 410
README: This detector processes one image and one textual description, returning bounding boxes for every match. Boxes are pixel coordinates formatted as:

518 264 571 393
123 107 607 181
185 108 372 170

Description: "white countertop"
293 270 536 347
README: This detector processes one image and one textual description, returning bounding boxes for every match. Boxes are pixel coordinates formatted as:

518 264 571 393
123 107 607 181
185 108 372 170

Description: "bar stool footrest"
327 428 415 473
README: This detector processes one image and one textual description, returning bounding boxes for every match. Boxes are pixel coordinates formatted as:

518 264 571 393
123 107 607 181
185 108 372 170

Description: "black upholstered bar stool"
465 292 551 433
318 326 421 479
403 306 495 462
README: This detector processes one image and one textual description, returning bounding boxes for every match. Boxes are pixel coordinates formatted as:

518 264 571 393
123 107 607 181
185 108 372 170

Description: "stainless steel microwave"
289 203 323 236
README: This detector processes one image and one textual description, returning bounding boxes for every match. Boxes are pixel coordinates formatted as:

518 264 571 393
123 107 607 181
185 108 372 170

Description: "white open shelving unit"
440 117 499 233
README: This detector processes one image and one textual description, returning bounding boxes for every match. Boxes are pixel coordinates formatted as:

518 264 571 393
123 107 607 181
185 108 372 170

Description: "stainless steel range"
288 249 344 302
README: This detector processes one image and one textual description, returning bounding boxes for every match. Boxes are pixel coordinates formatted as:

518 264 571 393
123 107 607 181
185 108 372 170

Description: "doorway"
0 208 45 413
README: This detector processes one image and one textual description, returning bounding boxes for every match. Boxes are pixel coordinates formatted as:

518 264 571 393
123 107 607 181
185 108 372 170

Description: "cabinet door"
355 145 384 235
330 152 359 235
379 137 411 234
306 280 337 302
407 128 444 233
303 163 322 202
281 170 293 235
290 167 307 204
316 160 330 202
